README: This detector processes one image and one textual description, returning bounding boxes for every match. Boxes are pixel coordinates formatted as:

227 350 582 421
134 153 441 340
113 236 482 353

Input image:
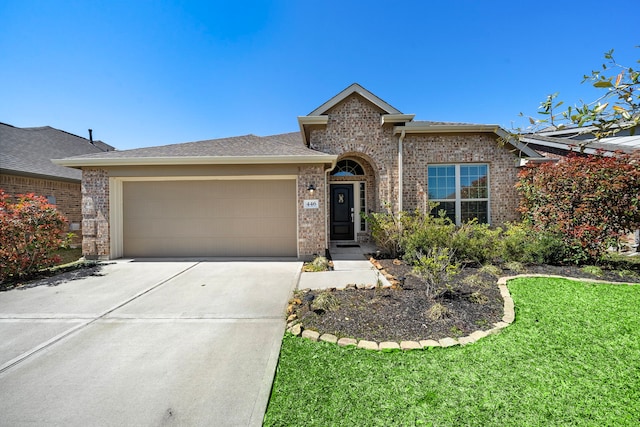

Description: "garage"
122 179 297 257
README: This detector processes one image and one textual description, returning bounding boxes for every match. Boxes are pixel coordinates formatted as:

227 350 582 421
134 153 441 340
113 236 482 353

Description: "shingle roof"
62 132 325 160
0 123 114 181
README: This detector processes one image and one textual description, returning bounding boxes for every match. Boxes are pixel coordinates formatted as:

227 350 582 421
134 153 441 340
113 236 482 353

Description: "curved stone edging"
286 273 637 351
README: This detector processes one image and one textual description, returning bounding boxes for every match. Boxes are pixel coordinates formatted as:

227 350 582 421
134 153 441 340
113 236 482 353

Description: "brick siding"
0 173 83 244
308 94 522 230
81 168 110 259
297 165 327 259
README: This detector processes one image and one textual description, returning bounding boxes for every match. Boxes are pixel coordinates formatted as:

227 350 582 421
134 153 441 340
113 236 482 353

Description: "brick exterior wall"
308 94 523 230
402 133 521 224
81 168 110 259
309 95 400 212
0 173 83 244
297 165 327 259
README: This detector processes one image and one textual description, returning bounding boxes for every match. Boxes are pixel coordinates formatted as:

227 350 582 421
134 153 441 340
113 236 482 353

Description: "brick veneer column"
81 168 110 259
298 165 327 259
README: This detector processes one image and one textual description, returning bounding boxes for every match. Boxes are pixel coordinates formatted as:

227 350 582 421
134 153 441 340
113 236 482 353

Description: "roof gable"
308 83 402 116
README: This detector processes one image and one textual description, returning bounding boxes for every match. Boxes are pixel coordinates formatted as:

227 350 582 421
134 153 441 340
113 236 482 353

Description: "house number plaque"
304 199 319 209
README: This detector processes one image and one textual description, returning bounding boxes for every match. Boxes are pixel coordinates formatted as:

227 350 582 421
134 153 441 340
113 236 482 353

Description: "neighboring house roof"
55 132 337 167
521 133 640 155
0 122 115 181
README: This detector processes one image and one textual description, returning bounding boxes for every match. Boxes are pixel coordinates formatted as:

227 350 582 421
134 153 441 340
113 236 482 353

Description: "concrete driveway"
0 259 301 426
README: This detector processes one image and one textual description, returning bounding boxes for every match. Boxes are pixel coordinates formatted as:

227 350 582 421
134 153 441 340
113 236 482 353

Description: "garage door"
122 180 297 257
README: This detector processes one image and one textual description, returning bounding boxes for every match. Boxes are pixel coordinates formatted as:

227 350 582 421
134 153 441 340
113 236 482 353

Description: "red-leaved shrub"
0 190 69 283
517 152 640 264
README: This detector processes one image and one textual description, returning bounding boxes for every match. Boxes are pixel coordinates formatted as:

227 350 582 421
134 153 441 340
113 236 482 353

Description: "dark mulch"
291 258 640 343
0 262 106 292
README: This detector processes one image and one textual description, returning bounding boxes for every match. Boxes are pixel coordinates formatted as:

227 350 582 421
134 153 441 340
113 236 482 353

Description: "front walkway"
297 242 392 290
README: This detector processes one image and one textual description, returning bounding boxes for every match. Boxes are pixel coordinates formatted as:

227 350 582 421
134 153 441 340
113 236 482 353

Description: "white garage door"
122 180 297 257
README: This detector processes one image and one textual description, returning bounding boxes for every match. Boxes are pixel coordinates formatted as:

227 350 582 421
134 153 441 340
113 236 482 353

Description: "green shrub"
478 264 502 278
450 220 502 265
401 211 454 263
500 222 565 265
411 247 459 298
365 208 404 258
303 256 330 272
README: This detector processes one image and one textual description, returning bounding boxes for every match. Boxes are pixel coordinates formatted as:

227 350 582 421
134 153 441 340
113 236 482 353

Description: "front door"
330 184 354 240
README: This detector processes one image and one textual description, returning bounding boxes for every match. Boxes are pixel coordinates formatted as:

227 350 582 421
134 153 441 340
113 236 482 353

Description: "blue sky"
1 1 637 150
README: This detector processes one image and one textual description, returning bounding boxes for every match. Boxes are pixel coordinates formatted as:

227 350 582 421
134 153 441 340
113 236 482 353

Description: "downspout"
398 130 405 213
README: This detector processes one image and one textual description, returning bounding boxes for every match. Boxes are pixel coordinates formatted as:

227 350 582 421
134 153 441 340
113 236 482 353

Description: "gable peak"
307 83 402 116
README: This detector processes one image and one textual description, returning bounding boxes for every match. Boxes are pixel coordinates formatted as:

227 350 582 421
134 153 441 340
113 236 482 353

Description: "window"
427 164 489 224
46 195 56 205
331 159 364 176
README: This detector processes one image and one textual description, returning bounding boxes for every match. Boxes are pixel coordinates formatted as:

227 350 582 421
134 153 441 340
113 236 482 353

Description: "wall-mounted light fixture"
307 184 316 195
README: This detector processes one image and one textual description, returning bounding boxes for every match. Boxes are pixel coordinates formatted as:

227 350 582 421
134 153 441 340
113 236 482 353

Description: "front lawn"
265 277 640 426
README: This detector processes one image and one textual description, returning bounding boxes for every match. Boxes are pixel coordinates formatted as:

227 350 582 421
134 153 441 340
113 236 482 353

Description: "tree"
519 47 639 149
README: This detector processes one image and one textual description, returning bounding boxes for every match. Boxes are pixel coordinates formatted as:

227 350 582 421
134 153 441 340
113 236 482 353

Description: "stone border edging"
286 273 637 351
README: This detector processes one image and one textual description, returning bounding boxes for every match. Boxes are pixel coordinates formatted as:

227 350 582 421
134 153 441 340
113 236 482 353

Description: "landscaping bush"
500 222 566 265
364 209 404 258
0 190 69 284
401 210 454 263
450 220 502 265
411 247 459 299
518 152 640 264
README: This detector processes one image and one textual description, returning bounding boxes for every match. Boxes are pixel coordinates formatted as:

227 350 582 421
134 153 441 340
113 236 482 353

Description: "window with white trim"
427 164 489 225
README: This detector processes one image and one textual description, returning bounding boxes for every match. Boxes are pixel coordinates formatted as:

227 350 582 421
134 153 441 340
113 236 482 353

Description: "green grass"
54 247 83 265
264 278 640 426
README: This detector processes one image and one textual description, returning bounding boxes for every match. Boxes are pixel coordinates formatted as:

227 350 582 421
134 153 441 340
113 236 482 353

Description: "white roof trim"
381 114 415 125
308 83 402 116
53 154 338 168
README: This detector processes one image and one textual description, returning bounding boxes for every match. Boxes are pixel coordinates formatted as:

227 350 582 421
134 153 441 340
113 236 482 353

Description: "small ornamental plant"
0 190 69 284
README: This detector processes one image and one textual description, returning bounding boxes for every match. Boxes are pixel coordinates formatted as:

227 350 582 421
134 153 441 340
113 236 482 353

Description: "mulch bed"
291 258 640 343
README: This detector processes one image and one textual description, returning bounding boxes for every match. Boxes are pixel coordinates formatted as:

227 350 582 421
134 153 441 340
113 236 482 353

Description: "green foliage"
411 247 459 298
364 207 405 258
0 190 69 284
518 153 640 263
401 210 455 263
304 256 330 272
500 222 565 264
519 48 640 143
451 220 502 265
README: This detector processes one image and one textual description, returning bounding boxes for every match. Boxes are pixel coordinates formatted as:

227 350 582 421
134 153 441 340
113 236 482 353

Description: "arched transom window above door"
331 159 364 176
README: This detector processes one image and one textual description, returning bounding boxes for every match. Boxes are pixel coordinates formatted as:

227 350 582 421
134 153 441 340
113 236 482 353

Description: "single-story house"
55 84 543 260
0 123 114 242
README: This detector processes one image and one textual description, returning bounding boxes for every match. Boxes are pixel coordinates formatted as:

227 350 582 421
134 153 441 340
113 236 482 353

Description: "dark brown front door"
330 184 354 240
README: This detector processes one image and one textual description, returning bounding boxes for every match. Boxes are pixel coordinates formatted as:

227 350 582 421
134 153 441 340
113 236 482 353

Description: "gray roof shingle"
0 123 114 180
62 132 324 161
